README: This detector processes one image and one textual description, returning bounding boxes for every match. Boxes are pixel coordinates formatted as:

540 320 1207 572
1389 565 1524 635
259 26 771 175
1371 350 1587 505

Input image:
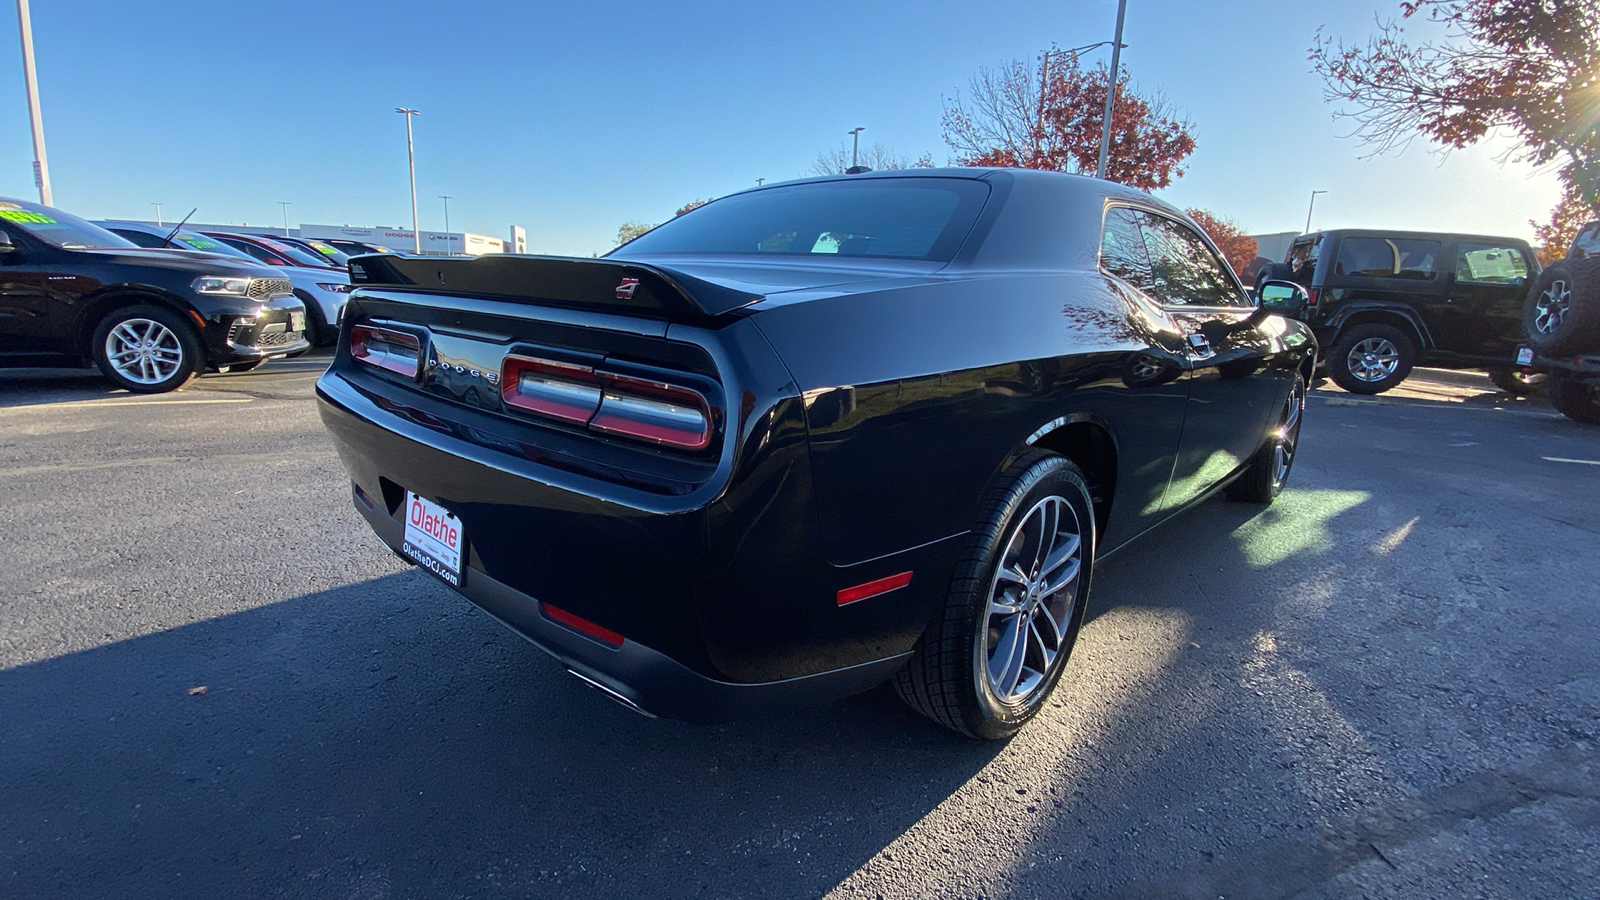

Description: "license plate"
1516 346 1534 366
290 311 306 332
402 492 464 587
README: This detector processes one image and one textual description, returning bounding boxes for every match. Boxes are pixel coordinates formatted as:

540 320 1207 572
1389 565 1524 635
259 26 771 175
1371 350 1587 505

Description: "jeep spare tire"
1524 258 1600 356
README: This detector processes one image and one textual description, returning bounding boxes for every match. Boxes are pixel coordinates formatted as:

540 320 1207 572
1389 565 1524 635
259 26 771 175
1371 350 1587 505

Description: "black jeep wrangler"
1513 220 1600 425
1259 229 1537 394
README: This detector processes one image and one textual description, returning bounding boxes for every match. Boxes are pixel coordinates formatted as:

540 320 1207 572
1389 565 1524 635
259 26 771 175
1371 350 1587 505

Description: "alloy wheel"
105 318 185 385
977 495 1083 705
1272 377 1306 489
1347 337 1400 383
1534 280 1570 335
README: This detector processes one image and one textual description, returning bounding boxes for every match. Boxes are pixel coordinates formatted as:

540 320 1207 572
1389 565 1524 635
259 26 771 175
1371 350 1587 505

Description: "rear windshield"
613 178 990 262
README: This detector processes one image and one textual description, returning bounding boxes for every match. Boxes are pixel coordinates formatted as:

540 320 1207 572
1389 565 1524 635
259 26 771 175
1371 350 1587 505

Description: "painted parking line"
0 397 254 412
1543 456 1600 466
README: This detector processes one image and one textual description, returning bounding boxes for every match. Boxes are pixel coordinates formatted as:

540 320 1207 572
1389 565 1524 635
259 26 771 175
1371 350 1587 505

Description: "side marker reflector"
836 571 913 606
541 602 624 648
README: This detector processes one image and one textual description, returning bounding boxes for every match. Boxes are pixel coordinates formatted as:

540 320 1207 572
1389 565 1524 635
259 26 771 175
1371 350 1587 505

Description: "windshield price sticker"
0 210 56 224
402 492 464 586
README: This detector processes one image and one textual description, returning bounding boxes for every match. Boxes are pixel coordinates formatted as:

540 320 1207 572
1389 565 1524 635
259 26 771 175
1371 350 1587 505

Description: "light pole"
277 201 292 237
439 195 452 254
16 0 52 205
1305 190 1327 234
1095 0 1129 181
396 107 421 253
151 202 163 226
847 126 864 171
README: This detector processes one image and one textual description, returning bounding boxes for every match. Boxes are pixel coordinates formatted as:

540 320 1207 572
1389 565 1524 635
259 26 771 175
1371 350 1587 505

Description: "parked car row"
0 197 309 391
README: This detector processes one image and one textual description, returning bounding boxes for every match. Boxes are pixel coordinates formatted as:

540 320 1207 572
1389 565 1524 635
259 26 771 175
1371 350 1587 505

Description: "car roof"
1294 228 1533 247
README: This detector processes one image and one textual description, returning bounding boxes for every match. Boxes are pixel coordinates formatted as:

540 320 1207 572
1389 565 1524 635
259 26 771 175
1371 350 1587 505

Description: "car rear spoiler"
346 254 765 319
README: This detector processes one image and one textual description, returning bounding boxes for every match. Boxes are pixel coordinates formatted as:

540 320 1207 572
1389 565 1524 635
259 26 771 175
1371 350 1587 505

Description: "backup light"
350 324 421 379
501 354 712 451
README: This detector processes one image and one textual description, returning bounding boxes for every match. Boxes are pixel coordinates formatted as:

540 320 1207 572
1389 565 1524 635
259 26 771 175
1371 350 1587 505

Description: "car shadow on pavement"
0 570 1000 900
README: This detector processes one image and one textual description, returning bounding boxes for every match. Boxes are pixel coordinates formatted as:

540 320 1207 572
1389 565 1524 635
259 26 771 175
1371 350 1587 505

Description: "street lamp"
1095 0 1129 181
1305 190 1328 234
847 126 864 171
396 107 421 253
151 202 163 226
277 201 291 237
15 0 52 205
439 195 452 255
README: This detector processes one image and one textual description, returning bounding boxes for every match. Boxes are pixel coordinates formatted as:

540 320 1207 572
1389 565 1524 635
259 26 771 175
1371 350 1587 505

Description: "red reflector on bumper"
836 571 913 606
540 602 624 648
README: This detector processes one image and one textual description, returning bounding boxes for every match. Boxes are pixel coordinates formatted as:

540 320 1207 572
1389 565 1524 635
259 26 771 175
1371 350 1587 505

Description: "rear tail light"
350 325 421 379
1306 288 1320 307
501 354 712 451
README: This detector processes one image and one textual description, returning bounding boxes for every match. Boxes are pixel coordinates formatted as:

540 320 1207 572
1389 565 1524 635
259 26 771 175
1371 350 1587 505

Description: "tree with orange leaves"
1311 1 1599 211
1185 209 1259 277
941 47 1196 191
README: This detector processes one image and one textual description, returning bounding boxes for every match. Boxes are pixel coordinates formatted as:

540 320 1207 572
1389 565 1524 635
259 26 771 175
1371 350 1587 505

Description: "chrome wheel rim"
977 495 1083 705
1347 337 1400 383
1272 377 1306 488
1535 280 1569 335
105 318 184 385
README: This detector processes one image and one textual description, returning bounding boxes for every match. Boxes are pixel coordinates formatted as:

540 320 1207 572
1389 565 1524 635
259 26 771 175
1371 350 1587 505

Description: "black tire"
90 304 203 394
1523 259 1600 356
894 450 1095 740
1227 373 1306 504
1548 372 1600 425
228 359 266 373
294 290 330 346
1326 322 1416 394
1255 262 1294 291
1486 367 1545 397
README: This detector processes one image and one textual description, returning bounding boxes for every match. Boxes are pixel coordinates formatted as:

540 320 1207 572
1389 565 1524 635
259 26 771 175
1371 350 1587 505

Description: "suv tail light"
351 325 421 379
1306 288 1320 307
501 354 712 451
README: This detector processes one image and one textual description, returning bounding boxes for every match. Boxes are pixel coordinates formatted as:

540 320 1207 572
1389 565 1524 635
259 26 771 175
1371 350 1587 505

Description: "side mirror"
0 229 15 254
1257 280 1310 317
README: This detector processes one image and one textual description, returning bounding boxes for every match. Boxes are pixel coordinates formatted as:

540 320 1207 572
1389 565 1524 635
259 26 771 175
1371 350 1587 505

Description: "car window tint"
1455 242 1529 284
1138 213 1245 307
1335 237 1440 279
613 178 990 262
112 229 167 248
1100 207 1156 293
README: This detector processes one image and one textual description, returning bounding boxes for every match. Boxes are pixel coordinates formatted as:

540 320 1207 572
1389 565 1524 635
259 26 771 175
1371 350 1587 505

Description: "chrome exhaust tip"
567 668 656 719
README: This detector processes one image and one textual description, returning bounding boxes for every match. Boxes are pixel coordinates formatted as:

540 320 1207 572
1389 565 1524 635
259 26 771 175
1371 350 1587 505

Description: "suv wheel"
1548 372 1600 425
1524 259 1600 356
91 305 202 393
894 450 1094 740
1327 323 1416 394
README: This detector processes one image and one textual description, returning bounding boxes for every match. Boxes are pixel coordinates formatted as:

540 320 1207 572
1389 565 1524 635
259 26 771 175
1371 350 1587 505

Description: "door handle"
1186 333 1213 357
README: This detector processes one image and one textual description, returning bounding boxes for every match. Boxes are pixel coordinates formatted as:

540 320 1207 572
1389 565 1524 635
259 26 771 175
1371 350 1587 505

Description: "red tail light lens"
1306 288 1320 307
500 354 712 451
350 325 421 379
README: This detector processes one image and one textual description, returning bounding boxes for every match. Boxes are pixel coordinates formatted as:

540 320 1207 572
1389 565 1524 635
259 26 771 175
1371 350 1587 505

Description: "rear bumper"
317 367 956 721
351 483 906 721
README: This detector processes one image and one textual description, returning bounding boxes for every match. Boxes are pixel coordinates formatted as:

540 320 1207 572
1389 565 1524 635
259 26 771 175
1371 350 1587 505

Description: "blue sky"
0 0 1565 256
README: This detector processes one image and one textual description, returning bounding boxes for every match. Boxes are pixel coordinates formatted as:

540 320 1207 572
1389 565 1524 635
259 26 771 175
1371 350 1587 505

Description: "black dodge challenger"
317 168 1317 739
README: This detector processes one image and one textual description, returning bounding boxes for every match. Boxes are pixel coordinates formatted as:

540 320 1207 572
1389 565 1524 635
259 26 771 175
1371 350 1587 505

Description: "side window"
112 229 166 248
225 239 283 265
1571 224 1600 259
1334 238 1441 280
1138 214 1245 307
1455 242 1529 285
1100 207 1156 293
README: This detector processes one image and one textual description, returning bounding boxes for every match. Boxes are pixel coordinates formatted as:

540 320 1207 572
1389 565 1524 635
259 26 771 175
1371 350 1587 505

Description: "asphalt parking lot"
2 354 1597 899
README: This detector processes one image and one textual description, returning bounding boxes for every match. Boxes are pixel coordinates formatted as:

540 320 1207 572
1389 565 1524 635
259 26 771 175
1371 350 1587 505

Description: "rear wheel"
91 304 202 393
1548 372 1600 425
1227 373 1306 504
1327 323 1416 394
894 451 1094 740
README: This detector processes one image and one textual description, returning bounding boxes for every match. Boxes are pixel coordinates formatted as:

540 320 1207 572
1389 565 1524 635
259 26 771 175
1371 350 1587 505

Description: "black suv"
1259 229 1538 394
0 198 308 392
